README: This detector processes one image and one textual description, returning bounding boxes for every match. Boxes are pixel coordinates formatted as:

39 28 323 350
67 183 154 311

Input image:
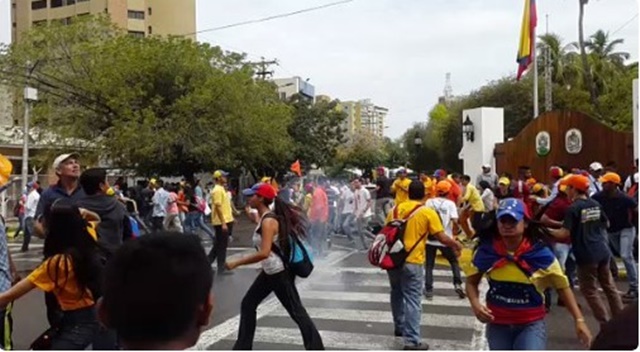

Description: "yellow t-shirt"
391 178 412 205
211 184 233 225
28 254 95 311
423 178 436 201
386 200 444 265
463 184 485 212
303 193 313 213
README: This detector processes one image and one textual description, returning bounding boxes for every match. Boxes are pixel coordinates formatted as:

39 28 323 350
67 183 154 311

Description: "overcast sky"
1 0 638 138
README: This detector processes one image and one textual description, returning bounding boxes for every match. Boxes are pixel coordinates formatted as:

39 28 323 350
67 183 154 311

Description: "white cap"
589 162 603 171
53 153 80 170
482 164 491 169
635 173 639 183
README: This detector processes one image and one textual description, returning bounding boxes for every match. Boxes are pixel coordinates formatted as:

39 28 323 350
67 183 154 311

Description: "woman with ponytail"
225 183 324 350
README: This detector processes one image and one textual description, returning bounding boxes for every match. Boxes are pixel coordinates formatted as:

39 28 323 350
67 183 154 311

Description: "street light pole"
413 132 423 173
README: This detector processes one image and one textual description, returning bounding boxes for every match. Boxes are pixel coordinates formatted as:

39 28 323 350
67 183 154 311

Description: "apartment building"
11 0 196 43
338 99 387 140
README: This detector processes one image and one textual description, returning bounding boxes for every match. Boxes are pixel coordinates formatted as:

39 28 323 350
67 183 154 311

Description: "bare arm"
549 227 571 240
0 278 37 308
557 287 592 348
541 214 563 228
432 231 463 254
226 218 278 269
466 273 494 323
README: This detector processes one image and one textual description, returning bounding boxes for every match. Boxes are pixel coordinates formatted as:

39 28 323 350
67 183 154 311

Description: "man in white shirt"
352 178 373 251
339 182 355 240
22 181 40 252
151 180 169 232
425 181 465 299
588 162 604 196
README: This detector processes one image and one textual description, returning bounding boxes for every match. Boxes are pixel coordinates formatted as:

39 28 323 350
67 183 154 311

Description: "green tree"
335 130 386 172
287 96 347 170
382 137 409 167
1 16 293 180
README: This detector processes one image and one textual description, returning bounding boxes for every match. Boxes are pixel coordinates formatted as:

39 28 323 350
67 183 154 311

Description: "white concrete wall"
633 79 638 161
458 107 504 183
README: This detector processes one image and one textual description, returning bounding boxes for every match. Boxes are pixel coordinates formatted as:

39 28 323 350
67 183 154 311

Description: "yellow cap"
498 177 511 186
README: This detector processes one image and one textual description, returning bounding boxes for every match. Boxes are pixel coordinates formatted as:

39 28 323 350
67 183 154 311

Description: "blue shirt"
35 182 86 221
0 223 12 293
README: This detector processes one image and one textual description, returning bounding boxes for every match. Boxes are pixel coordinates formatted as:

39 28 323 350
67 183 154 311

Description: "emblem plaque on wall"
565 128 583 154
535 131 551 156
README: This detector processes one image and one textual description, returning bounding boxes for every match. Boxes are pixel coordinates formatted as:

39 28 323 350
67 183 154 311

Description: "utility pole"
22 61 38 193
255 57 277 80
544 14 553 112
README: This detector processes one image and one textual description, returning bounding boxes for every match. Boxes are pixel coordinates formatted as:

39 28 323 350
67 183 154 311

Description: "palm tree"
537 33 582 87
585 29 631 67
578 0 599 108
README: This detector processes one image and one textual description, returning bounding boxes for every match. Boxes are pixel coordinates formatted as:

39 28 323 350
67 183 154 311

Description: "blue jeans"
608 227 638 291
183 212 200 235
185 213 216 241
388 263 424 347
486 320 546 350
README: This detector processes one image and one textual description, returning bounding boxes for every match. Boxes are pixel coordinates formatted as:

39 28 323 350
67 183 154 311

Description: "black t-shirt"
376 177 392 199
591 191 637 232
563 198 611 265
493 188 514 201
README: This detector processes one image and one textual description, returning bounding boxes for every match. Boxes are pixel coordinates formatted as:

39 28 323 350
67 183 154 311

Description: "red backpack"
368 204 428 270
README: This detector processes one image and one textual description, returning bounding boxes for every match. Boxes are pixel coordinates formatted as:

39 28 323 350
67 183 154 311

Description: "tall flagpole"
532 17 539 118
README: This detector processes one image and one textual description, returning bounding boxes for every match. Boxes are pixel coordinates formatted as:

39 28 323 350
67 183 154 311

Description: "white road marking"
301 290 470 307
192 249 354 350
470 278 489 350
312 279 458 290
219 327 470 350
316 267 459 277
269 307 475 329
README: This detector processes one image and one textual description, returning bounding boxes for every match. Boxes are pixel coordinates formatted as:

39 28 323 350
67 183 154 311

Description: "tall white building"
272 77 315 101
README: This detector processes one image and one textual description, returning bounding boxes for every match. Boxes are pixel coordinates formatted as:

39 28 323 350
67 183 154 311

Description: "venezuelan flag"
516 0 537 81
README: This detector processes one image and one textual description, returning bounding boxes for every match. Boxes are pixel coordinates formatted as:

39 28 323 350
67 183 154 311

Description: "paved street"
4 219 631 350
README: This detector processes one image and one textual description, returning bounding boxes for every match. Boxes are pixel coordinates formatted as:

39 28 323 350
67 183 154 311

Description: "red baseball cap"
242 183 277 200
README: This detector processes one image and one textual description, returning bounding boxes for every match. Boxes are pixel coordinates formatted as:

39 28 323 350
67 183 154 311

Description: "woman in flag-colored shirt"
464 198 591 350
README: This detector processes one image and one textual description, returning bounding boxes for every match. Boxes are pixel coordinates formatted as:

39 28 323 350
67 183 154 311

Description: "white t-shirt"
481 188 495 212
252 212 285 275
425 197 458 247
353 188 372 218
340 187 355 214
25 191 40 218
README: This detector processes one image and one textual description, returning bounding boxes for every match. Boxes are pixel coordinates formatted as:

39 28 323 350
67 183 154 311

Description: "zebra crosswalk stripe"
269 307 476 329
218 327 471 350
301 290 471 307
194 249 483 350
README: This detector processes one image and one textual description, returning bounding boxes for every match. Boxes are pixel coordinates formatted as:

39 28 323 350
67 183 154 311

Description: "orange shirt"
177 191 189 213
28 254 95 311
309 187 329 222
446 179 461 204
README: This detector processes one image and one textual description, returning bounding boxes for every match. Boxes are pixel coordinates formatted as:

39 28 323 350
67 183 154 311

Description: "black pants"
22 217 35 252
151 216 164 233
51 307 99 350
233 271 324 350
424 244 462 291
209 222 233 270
